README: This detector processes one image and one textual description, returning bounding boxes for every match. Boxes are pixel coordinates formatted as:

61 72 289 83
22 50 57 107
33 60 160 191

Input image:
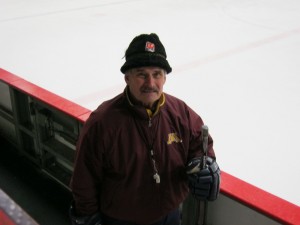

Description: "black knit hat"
120 33 172 74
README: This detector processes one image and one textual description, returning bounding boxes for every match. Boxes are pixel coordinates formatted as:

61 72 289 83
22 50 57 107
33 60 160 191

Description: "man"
70 33 220 225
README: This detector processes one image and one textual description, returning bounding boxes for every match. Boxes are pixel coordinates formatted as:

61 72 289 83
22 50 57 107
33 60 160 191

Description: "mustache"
141 87 159 92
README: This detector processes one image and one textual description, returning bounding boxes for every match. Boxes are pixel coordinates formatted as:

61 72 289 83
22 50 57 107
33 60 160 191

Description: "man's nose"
145 75 155 86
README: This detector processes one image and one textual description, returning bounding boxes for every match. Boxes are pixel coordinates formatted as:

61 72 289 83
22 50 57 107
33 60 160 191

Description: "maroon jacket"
70 88 215 224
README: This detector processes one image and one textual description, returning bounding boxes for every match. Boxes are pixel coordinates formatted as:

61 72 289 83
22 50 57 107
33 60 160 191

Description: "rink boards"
1 68 299 225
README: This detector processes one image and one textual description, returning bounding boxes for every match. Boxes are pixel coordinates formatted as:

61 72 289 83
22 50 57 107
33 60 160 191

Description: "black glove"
69 201 102 225
186 156 221 201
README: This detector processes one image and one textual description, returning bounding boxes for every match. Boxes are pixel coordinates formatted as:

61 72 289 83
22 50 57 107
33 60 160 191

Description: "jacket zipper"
148 117 152 127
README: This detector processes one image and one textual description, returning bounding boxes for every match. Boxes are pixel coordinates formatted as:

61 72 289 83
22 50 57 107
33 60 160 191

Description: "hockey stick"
197 125 209 225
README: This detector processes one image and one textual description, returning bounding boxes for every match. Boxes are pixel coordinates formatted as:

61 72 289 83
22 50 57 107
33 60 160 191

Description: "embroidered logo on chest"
167 133 182 145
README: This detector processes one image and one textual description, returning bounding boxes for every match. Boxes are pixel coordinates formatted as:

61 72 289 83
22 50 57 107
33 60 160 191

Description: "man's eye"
153 73 163 78
137 73 146 78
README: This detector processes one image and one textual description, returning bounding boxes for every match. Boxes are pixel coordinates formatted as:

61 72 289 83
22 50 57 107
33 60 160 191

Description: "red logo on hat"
145 42 155 52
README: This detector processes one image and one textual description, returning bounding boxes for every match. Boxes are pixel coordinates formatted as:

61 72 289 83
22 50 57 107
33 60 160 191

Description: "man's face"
125 67 166 108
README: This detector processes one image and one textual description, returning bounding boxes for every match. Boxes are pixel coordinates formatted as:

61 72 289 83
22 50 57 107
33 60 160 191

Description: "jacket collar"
125 86 165 118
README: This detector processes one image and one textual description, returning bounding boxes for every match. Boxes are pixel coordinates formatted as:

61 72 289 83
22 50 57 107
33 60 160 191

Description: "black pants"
101 209 180 225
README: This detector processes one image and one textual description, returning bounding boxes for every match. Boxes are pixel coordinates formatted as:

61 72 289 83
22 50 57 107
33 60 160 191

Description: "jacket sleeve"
70 121 104 216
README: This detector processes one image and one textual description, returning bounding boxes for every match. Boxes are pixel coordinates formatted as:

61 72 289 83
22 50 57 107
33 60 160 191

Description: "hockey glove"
69 201 102 225
186 156 221 201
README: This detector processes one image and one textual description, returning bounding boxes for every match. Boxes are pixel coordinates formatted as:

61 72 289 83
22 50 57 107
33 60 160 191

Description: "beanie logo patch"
145 42 155 52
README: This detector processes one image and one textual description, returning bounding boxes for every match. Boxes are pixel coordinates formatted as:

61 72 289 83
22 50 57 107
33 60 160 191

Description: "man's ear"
124 74 129 84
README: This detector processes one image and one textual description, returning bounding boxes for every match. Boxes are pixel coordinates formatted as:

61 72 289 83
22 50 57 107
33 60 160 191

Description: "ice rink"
1 0 300 206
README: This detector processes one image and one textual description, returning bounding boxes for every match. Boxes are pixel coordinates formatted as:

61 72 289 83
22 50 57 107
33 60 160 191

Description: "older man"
70 33 220 225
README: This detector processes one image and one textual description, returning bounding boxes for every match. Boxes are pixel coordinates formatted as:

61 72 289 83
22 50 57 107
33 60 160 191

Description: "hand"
69 201 102 225
186 156 221 201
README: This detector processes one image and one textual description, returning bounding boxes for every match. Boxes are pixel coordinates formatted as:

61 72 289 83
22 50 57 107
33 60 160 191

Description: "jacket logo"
167 133 182 145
